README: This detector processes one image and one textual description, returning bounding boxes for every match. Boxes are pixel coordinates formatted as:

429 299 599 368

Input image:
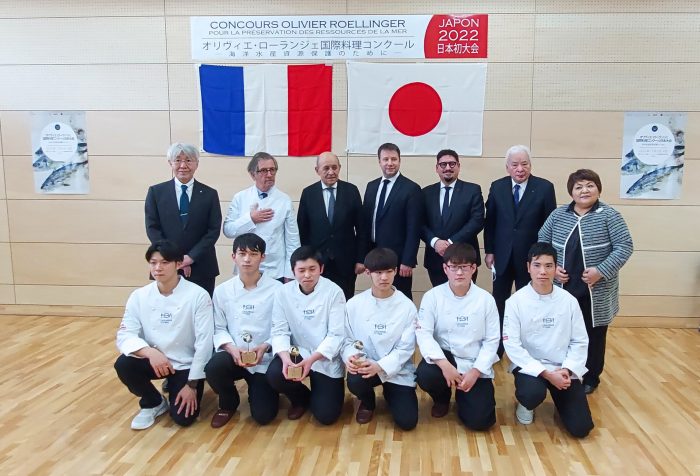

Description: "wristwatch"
186 379 199 389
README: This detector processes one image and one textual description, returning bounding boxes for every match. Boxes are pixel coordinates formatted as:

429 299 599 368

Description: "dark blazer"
145 179 222 281
483 175 556 275
360 174 422 266
421 179 485 270
297 180 363 274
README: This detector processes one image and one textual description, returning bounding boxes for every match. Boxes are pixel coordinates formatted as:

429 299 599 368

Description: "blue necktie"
326 187 335 224
376 179 390 220
441 186 451 223
513 184 521 209
179 184 189 224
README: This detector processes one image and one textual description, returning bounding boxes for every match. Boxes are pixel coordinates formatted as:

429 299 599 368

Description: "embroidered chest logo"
302 308 316 320
241 304 255 316
374 323 387 336
160 312 173 324
542 316 555 329
456 315 469 328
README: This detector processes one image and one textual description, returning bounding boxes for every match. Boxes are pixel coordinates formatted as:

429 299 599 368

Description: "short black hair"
233 233 266 254
290 246 324 269
377 142 400 159
567 169 602 195
436 149 459 163
146 240 184 262
442 243 477 265
527 242 557 264
364 248 398 272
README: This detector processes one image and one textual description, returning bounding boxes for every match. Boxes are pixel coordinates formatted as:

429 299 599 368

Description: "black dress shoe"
583 383 598 395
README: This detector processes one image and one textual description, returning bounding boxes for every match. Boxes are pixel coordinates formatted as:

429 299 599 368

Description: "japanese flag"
346 62 487 156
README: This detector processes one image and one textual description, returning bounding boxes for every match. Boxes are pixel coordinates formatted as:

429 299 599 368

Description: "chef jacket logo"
542 316 555 329
160 312 173 324
241 304 254 316
374 323 386 335
456 315 469 327
303 308 315 320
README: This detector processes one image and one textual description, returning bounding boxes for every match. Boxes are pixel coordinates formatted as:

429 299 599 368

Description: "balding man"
297 152 364 299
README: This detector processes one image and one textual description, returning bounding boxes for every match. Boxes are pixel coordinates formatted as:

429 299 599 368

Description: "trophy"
352 340 367 364
240 332 257 365
287 345 303 379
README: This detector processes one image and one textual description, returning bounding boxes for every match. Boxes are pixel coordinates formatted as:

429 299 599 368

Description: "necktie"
441 186 451 223
179 184 189 224
375 179 390 220
513 184 521 209
326 187 335 224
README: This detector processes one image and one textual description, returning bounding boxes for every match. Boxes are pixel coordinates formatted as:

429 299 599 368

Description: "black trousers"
322 258 356 300
513 368 594 438
428 267 478 287
346 373 418 431
186 274 216 297
415 354 495 431
204 351 279 425
114 355 204 427
265 355 344 425
393 274 413 301
492 252 530 357
576 295 607 388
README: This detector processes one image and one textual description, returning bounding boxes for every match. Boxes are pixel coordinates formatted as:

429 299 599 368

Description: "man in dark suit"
360 143 422 300
145 143 222 296
297 152 364 300
483 145 556 355
421 149 485 286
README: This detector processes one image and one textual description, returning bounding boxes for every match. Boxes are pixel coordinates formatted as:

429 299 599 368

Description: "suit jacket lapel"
316 182 332 226
442 180 458 225
378 176 402 220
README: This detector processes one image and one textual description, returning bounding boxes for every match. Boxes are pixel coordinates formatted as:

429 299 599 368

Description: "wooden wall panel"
11 243 147 286
485 63 533 111
0 111 172 156
0 65 169 110
14 285 135 307
0 0 163 17
619 251 699 297
533 63 700 111
0 243 12 283
166 0 349 16
536 1 700 13
0 200 10 242
0 156 5 199
616 205 700 252
489 14 534 62
7 200 148 244
534 14 700 63
618 296 700 318
346 1 536 14
0 284 13 304
0 17 166 65
482 111 532 158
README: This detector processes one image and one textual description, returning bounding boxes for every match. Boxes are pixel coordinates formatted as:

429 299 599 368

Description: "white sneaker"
516 403 534 425
131 396 169 430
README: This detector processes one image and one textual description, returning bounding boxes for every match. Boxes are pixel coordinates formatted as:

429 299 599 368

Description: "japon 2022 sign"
191 14 488 60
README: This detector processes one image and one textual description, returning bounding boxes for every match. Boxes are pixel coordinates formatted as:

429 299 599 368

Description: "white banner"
30 111 89 194
191 14 488 60
620 112 685 200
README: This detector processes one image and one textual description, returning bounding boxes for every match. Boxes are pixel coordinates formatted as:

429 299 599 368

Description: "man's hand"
582 267 602 286
177 255 194 277
354 263 366 275
458 368 481 392
223 343 243 366
139 347 174 378
174 385 198 417
555 266 570 284
484 253 495 270
436 359 462 388
542 369 571 390
434 239 450 256
357 360 383 379
399 264 413 277
252 343 269 366
346 355 370 375
250 204 274 224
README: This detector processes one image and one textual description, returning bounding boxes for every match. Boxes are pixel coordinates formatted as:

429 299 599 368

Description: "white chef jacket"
416 282 500 378
212 273 282 374
342 288 417 387
116 278 214 380
503 284 589 379
222 185 300 279
270 276 346 378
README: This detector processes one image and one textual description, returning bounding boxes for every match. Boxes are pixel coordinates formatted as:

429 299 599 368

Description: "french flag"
199 64 332 157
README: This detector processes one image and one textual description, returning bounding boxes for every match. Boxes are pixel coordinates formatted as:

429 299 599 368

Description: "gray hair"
316 151 339 168
247 151 278 175
505 145 531 164
167 143 199 162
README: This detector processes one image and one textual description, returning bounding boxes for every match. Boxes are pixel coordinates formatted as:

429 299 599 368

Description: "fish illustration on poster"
620 112 685 200
30 111 89 194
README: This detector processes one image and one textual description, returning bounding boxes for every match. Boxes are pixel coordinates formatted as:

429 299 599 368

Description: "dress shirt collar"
174 177 194 189
320 181 338 191
381 172 400 184
511 178 528 189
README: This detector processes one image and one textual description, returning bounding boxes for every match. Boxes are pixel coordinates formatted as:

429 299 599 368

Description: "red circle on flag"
388 82 442 137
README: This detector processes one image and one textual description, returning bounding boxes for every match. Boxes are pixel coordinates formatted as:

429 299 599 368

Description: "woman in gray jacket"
538 169 633 394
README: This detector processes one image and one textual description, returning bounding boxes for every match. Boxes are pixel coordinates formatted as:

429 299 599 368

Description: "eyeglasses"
172 159 196 165
256 167 277 175
446 264 474 273
437 161 459 169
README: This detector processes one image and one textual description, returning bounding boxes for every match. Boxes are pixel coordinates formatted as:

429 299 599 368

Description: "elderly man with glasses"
421 149 485 286
223 152 300 282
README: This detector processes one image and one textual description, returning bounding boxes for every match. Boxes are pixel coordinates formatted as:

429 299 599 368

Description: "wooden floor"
0 316 698 476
